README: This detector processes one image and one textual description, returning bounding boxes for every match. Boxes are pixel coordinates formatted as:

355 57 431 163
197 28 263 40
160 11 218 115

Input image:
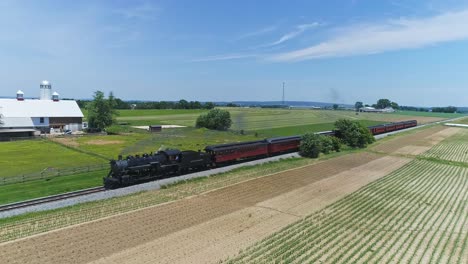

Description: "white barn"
0 81 84 139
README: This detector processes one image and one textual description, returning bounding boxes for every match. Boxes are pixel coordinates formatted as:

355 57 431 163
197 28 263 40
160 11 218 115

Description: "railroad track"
0 186 106 213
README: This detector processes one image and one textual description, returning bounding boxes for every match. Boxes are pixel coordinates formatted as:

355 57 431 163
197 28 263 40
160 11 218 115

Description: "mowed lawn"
0 140 106 178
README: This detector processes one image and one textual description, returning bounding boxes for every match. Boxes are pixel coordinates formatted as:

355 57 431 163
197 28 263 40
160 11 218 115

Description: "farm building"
359 106 395 113
0 81 84 139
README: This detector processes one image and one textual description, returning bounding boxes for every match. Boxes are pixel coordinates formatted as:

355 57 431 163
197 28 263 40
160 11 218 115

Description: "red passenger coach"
368 125 386 135
205 140 269 163
368 120 417 135
267 136 302 155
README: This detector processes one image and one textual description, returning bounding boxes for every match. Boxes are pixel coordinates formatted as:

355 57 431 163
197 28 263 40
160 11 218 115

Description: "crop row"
423 142 468 163
227 160 468 264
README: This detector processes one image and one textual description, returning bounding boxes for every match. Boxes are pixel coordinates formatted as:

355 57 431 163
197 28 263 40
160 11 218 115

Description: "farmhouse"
0 81 84 139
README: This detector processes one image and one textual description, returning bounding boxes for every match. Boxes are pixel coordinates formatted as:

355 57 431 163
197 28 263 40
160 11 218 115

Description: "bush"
300 133 322 158
334 119 375 148
195 109 232 131
330 136 342 152
300 133 342 158
320 135 334 154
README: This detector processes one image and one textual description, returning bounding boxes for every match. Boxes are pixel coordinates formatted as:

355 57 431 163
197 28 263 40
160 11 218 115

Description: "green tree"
196 109 232 130
376 99 392 109
178 99 189 109
333 104 339 110
86 91 117 130
300 134 341 158
334 119 375 148
390 101 399 110
300 133 322 158
354 101 364 111
330 136 342 152
204 102 215 109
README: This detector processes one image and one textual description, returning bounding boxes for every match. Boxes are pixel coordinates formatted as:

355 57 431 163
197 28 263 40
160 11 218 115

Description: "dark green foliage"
354 101 363 111
319 135 334 154
334 119 375 148
376 99 392 109
300 133 322 158
133 100 215 110
195 109 232 130
86 91 118 130
431 106 457 113
300 133 342 158
330 136 342 152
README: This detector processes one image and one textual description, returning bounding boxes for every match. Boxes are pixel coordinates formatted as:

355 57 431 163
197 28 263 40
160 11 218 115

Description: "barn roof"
0 99 83 118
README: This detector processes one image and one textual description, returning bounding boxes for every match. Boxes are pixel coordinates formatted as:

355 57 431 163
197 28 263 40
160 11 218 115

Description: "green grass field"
391 110 461 118
255 120 384 137
0 139 106 178
115 108 463 130
0 170 105 204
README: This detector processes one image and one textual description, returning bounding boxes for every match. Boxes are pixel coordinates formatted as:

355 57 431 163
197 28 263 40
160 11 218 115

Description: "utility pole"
282 82 285 106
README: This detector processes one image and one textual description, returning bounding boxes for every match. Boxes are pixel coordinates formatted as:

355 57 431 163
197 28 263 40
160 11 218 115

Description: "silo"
52 92 60 102
40 80 52 100
16 90 24 101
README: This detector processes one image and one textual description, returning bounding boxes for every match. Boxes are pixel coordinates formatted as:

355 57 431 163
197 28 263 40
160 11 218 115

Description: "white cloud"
114 3 160 20
267 23 320 46
235 26 277 40
270 9 468 61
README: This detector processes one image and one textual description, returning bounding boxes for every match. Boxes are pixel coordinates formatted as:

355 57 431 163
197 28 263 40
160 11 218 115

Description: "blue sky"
1 0 468 106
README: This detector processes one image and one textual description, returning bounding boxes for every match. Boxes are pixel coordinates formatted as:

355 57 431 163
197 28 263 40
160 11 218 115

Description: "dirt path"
0 152 390 264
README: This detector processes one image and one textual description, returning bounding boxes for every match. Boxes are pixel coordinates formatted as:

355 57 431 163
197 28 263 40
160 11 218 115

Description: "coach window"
40 117 44 123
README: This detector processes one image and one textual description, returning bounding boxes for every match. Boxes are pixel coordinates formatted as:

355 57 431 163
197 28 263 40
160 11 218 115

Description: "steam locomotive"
104 120 417 189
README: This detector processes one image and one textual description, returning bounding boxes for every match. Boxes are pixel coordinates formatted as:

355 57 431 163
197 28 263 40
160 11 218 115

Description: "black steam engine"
104 150 211 189
104 120 417 189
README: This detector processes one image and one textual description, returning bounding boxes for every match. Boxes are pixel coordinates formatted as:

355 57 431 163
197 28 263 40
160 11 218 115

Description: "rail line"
0 187 106 213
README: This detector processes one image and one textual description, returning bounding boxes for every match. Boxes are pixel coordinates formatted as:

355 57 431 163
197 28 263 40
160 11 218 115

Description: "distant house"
0 80 84 139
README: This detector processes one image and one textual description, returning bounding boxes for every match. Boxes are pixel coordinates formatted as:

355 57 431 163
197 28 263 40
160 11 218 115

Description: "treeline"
399 106 458 113
132 100 215 110
431 106 457 113
77 99 215 110
399 106 429 112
